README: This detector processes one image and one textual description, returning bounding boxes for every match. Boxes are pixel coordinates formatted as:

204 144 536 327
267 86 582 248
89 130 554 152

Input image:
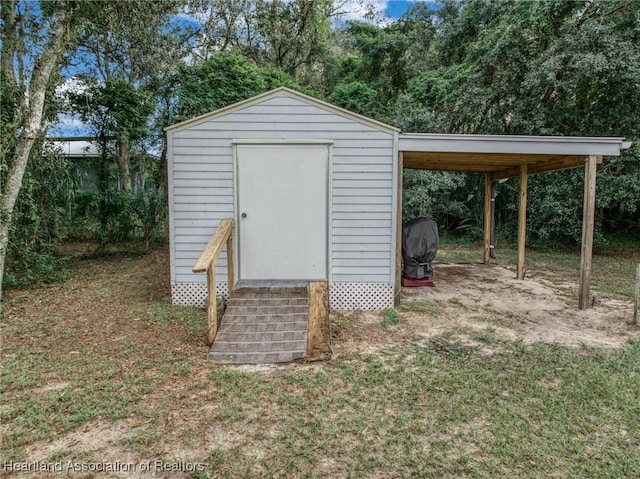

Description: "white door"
236 144 328 280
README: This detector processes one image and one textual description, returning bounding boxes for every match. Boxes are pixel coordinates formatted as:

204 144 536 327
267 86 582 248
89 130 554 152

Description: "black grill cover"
402 218 438 279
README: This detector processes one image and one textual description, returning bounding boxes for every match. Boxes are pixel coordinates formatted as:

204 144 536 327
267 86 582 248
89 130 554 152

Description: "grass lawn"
1 242 639 478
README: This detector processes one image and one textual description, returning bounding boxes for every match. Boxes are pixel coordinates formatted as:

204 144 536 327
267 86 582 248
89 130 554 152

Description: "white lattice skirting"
171 282 394 310
171 282 228 306
328 282 394 310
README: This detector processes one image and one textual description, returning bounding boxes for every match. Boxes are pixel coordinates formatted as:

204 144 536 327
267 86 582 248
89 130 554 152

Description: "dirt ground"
332 261 639 357
2 246 638 477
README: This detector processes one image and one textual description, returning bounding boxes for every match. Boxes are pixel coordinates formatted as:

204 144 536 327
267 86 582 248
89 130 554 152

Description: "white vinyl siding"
168 93 395 286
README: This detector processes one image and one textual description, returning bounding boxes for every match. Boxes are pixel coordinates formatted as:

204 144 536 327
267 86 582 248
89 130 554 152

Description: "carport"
396 133 631 310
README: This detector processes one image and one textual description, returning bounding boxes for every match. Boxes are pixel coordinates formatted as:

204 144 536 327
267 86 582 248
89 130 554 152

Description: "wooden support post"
394 152 404 306
516 163 528 280
306 281 331 361
206 266 218 344
483 173 492 263
579 155 599 310
226 233 234 294
634 264 639 325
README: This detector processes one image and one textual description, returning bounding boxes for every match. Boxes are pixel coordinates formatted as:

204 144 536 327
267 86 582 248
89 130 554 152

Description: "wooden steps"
209 285 309 364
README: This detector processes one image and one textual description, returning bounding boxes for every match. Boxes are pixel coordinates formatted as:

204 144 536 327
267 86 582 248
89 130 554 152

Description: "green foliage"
381 308 399 328
4 144 76 288
399 63 485 133
164 51 308 125
403 170 483 236
70 185 167 247
69 78 155 144
135 300 205 334
81 190 135 244
328 81 378 117
251 0 334 81
131 187 167 250
334 6 437 112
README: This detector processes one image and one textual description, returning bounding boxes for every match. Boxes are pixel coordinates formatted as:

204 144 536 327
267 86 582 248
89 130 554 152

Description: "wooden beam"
206 266 218 344
483 173 492 263
226 231 235 293
516 163 528 279
492 157 586 180
403 163 502 173
402 151 573 163
402 151 583 170
395 152 404 306
579 156 599 309
192 218 232 273
306 281 331 361
404 156 525 166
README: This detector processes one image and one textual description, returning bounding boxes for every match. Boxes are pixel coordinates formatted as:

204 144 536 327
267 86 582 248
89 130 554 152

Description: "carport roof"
399 133 631 179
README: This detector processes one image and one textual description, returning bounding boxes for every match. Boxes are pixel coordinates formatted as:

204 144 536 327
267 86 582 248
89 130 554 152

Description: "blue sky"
384 1 414 18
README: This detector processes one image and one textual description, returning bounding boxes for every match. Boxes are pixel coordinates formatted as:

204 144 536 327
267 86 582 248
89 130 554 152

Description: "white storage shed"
166 87 400 311
165 87 630 314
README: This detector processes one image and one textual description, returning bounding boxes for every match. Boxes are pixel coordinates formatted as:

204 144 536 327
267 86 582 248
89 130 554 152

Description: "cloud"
49 112 92 137
335 0 392 25
55 77 91 96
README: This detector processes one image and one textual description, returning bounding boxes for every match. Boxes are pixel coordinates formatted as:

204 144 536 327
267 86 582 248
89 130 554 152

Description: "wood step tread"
229 298 309 305
211 340 308 353
232 288 307 297
215 331 307 341
218 322 308 333
222 313 308 321
209 351 306 364
225 309 309 314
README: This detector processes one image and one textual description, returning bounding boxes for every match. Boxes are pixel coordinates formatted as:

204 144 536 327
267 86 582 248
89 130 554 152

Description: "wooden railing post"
226 232 234 293
192 218 234 345
306 281 331 361
206 266 217 343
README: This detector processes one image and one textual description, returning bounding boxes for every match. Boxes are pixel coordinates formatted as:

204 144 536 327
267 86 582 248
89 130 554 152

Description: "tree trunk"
0 2 76 305
116 138 132 194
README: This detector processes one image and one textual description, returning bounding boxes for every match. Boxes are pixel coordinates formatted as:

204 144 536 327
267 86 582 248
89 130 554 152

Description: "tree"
69 0 194 192
186 0 258 59
3 141 75 288
0 0 78 304
68 78 155 192
252 0 334 81
330 4 437 119
163 51 306 125
328 81 378 117
187 0 335 87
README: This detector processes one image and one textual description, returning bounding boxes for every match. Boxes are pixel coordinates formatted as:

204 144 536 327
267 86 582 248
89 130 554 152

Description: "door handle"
241 212 247 218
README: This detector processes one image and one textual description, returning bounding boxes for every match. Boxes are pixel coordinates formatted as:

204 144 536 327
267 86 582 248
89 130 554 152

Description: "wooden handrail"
193 218 233 273
192 218 234 344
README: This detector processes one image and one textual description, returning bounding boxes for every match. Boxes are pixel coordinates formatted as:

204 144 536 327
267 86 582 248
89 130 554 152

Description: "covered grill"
402 217 438 286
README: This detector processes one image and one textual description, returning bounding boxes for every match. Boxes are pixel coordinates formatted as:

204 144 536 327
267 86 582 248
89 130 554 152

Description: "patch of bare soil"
23 419 152 479
331 262 639 356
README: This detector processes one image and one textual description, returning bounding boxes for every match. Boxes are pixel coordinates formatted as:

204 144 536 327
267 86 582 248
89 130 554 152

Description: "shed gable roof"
165 87 400 134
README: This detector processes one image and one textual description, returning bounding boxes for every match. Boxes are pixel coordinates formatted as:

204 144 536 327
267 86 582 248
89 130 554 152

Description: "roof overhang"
399 133 631 179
